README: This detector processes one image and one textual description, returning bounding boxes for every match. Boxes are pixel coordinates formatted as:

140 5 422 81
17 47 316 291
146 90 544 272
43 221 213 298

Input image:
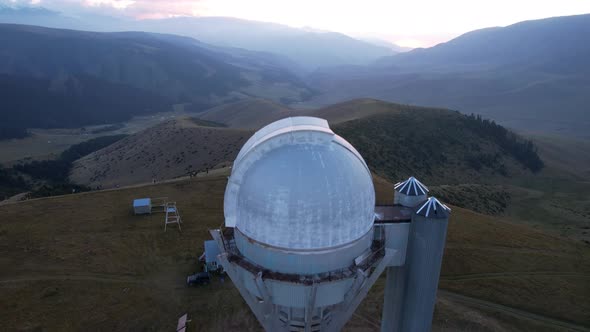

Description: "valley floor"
0 106 202 164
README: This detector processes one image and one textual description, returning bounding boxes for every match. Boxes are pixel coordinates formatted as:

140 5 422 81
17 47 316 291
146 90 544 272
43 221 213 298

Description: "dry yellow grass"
1 175 589 331
196 98 420 131
70 118 252 188
1 175 237 331
311 98 408 124
198 98 295 129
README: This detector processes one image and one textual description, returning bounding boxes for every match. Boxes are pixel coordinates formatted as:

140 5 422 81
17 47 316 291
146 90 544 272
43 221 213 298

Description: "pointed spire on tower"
394 176 429 196
415 197 451 218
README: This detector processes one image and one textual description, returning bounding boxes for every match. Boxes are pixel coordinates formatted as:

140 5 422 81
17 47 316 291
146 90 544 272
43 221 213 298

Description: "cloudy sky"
4 0 590 47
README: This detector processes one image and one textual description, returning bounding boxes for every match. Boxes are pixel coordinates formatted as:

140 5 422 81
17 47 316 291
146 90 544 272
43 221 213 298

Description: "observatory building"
210 117 450 331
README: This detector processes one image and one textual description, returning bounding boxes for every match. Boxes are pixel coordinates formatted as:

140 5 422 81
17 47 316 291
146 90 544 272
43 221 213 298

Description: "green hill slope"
331 102 543 185
198 98 295 129
69 118 253 188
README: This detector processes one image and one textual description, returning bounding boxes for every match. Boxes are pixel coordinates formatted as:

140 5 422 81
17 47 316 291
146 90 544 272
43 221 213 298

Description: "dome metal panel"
224 116 375 250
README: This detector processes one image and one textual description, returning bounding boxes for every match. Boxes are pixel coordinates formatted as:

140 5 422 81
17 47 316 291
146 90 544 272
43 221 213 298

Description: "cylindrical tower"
213 117 392 331
399 197 450 332
381 176 429 332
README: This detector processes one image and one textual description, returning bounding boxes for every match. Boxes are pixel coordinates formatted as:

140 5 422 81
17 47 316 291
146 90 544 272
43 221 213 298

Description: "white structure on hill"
393 176 429 207
210 117 450 331
133 198 151 215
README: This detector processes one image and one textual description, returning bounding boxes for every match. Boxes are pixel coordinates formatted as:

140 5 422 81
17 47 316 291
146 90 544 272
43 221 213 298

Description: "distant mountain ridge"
2 12 589 137
357 37 413 53
138 16 397 70
0 6 400 70
0 24 310 100
306 14 590 138
0 23 313 134
376 14 590 71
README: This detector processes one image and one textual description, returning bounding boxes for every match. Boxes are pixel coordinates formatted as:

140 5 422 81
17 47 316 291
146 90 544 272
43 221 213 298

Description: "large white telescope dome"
224 117 375 250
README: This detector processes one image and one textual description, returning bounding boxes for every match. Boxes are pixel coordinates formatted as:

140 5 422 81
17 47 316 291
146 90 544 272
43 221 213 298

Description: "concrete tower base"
211 229 394 332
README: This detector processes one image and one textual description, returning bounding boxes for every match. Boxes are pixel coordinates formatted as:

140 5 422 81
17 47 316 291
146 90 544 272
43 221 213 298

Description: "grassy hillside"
70 118 253 188
313 98 410 123
494 135 590 243
430 184 511 215
67 98 546 206
198 98 295 129
329 104 590 244
531 135 590 180
77 99 542 190
197 98 437 129
1 174 588 331
331 102 542 185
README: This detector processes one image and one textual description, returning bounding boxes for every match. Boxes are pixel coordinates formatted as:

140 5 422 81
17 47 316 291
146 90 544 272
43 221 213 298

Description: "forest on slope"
330 102 543 185
0 24 313 138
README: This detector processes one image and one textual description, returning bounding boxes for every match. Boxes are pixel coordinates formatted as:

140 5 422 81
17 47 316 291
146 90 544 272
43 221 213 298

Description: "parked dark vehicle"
187 272 210 286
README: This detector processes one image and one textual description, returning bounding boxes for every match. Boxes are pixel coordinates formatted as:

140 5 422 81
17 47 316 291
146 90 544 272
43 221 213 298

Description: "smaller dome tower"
394 176 429 207
390 197 451 332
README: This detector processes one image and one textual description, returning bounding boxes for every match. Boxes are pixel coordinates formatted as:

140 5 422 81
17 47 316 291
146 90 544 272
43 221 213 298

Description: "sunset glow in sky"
6 0 590 47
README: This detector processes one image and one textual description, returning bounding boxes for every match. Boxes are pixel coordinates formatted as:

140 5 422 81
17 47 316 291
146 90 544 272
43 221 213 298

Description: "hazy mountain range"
307 14 590 137
0 23 313 130
0 7 588 138
0 5 401 70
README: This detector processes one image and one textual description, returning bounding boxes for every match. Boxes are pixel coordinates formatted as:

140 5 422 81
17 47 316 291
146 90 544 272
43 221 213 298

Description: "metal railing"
219 227 386 285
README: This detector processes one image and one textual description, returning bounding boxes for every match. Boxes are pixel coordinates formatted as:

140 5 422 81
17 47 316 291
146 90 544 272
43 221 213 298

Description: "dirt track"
440 290 590 332
441 271 590 281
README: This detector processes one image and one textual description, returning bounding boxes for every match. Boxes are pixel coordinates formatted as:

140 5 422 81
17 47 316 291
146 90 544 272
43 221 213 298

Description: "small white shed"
133 198 152 215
